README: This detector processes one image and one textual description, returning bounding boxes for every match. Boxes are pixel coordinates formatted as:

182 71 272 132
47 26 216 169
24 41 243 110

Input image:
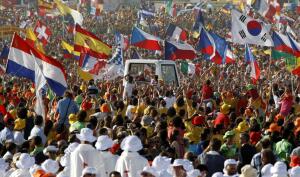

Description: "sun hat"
41 159 59 174
289 166 300 177
223 130 235 139
152 156 172 172
261 164 273 177
240 165 257 177
140 166 159 177
95 135 114 151
81 167 97 177
236 121 249 132
16 153 35 169
120 135 143 152
212 172 224 177
220 104 231 115
271 161 288 176
68 114 77 124
192 115 205 126
76 128 96 143
267 123 281 133
172 159 193 172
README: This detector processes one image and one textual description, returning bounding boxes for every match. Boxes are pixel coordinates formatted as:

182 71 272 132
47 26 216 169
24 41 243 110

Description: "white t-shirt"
164 96 176 108
123 82 134 99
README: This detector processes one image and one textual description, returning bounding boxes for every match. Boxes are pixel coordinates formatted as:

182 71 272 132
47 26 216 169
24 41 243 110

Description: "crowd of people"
0 1 300 177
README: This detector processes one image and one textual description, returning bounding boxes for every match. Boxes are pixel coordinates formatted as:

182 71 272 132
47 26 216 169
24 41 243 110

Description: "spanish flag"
74 24 111 59
25 28 45 54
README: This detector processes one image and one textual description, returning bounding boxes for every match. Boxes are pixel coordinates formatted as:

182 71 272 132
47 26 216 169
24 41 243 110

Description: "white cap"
271 161 287 176
16 153 35 169
152 156 171 172
43 145 59 155
120 135 143 152
224 159 238 168
289 166 300 177
172 159 193 172
13 131 25 146
41 159 59 174
95 135 114 151
212 172 224 177
81 167 97 177
76 128 97 143
261 164 273 177
187 169 201 177
141 166 159 177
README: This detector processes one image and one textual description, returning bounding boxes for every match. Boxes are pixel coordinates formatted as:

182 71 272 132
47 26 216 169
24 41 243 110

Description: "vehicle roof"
125 59 176 64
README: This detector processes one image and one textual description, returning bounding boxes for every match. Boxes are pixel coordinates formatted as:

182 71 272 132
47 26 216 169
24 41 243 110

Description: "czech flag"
196 26 214 56
130 27 161 50
6 34 67 96
165 40 196 60
287 34 300 57
166 24 187 41
245 44 260 84
272 31 294 55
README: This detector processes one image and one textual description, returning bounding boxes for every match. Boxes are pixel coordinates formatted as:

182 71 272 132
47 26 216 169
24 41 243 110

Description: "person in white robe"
70 128 106 177
115 135 148 177
95 135 119 177
41 159 59 175
81 167 97 177
152 156 172 177
57 143 79 177
9 153 35 177
0 158 9 177
140 166 159 177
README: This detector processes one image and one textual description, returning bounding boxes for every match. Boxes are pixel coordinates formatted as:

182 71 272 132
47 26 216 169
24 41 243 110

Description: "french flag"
6 34 67 96
166 24 187 41
272 31 294 55
245 44 260 83
130 27 161 50
165 40 196 60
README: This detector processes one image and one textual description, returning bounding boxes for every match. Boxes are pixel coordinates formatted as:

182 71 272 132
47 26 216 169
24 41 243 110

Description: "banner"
0 26 25 38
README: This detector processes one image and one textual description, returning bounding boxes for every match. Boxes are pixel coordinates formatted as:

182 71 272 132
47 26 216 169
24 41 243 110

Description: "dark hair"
6 142 16 152
240 133 250 142
210 138 221 151
17 107 27 119
77 110 87 122
176 97 185 107
99 128 108 135
261 138 271 149
33 136 43 146
172 116 183 128
44 120 54 137
167 107 176 117
34 115 43 126
261 149 276 165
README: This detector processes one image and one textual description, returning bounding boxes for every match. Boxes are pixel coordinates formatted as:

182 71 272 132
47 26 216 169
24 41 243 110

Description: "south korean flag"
231 9 273 47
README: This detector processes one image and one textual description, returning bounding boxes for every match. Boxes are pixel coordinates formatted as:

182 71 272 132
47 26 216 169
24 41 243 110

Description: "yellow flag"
78 67 93 81
25 28 45 54
61 40 74 54
54 0 71 15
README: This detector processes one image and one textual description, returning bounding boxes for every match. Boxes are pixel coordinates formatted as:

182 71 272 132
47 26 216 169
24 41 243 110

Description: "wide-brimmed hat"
224 159 237 168
261 164 272 177
41 159 59 174
14 131 25 146
16 153 35 169
76 128 96 143
43 145 59 155
95 135 114 151
120 135 143 152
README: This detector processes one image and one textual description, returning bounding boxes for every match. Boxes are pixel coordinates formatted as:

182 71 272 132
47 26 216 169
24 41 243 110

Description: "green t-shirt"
69 121 85 132
220 143 238 159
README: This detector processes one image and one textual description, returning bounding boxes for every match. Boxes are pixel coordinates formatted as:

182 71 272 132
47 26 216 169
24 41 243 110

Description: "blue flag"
0 45 9 59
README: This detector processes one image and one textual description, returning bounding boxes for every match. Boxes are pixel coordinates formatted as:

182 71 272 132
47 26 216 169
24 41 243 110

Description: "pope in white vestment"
95 135 119 177
70 128 106 177
115 135 148 177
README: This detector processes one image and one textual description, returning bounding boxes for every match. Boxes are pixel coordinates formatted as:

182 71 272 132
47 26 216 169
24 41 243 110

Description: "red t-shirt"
214 113 230 128
202 84 213 100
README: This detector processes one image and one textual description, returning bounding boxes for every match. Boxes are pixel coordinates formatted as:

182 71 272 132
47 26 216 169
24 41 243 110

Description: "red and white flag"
34 21 52 46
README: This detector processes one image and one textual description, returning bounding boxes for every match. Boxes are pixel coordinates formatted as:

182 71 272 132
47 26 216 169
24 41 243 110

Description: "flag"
6 34 67 96
130 27 161 50
192 9 204 38
166 0 176 17
75 24 112 59
95 47 124 81
0 45 9 59
196 26 214 56
34 21 52 46
131 49 142 59
34 60 47 119
271 49 293 60
188 63 196 75
61 40 74 59
165 40 196 60
245 44 260 83
224 45 235 64
25 28 45 54
54 0 83 26
115 32 129 51
180 61 188 74
79 54 107 75
231 9 273 46
137 9 155 27
286 25 296 39
272 31 294 56
287 34 300 57
166 24 187 41
89 0 103 16
38 0 54 16
252 0 277 22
